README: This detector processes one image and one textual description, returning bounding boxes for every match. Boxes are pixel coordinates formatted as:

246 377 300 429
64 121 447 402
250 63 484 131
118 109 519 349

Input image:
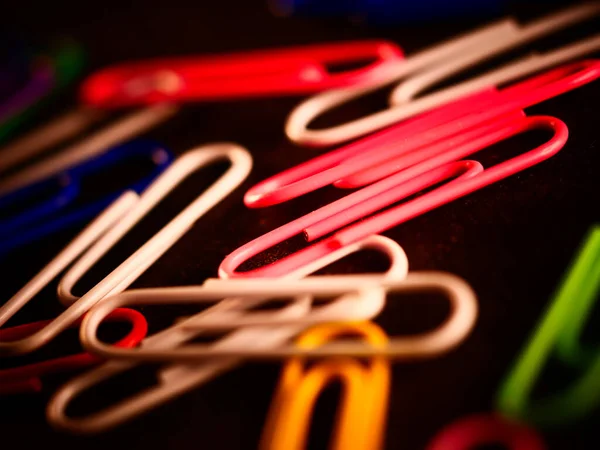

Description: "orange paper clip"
260 322 390 450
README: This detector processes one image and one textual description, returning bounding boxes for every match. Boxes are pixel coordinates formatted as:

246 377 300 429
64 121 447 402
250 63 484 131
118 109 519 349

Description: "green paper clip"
497 226 600 426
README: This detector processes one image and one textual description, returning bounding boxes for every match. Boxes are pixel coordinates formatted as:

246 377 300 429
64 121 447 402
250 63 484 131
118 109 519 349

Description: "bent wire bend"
0 308 147 395
285 4 600 147
79 41 404 108
222 113 566 278
47 236 408 434
0 144 252 356
78 272 477 361
496 226 600 426
260 322 390 450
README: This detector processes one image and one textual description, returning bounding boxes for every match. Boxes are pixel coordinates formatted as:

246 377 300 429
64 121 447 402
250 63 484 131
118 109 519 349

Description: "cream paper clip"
286 2 600 146
79 272 477 361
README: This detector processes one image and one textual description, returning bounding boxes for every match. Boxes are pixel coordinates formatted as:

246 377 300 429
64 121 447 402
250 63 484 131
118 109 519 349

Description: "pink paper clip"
0 308 147 395
426 414 546 450
80 41 404 108
244 60 600 208
221 115 565 277
219 62 597 278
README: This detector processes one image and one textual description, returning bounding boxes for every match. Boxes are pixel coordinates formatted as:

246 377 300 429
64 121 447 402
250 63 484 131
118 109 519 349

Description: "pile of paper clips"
1 3 599 448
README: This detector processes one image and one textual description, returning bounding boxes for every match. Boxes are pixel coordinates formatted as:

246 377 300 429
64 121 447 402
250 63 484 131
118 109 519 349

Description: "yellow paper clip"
260 322 390 450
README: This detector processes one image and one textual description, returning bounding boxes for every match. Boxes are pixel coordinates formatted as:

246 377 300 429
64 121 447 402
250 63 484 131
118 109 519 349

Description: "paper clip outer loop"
260 322 390 450
78 272 477 361
426 414 546 450
80 41 404 108
0 308 147 395
496 226 600 426
46 236 408 434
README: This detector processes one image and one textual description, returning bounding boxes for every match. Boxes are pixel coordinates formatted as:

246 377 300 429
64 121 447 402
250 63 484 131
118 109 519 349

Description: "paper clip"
222 105 569 277
0 308 147 395
426 414 546 450
47 236 408 433
79 41 405 108
78 271 477 361
0 140 173 256
496 225 600 426
0 144 251 356
260 322 390 450
243 58 596 208
286 3 600 146
0 40 85 144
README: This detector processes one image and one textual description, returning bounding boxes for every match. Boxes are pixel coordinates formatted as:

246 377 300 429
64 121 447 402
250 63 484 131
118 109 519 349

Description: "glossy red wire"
80 41 404 108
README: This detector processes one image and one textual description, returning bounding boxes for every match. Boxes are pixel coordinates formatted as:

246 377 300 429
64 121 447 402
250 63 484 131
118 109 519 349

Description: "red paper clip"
218 61 599 278
80 41 404 108
0 308 147 395
426 414 546 450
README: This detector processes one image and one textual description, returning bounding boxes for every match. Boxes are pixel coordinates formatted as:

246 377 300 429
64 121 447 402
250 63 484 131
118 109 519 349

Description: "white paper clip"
79 272 477 361
286 3 600 146
46 236 409 433
0 143 251 356
0 105 177 196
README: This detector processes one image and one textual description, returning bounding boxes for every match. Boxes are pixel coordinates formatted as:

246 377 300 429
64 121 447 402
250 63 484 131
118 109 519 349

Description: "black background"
0 0 599 449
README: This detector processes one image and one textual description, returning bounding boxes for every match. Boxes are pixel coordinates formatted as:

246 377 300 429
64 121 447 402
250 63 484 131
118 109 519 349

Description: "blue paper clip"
0 140 174 256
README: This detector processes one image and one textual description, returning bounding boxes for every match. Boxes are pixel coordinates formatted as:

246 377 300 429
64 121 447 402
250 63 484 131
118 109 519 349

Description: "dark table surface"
0 0 599 449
